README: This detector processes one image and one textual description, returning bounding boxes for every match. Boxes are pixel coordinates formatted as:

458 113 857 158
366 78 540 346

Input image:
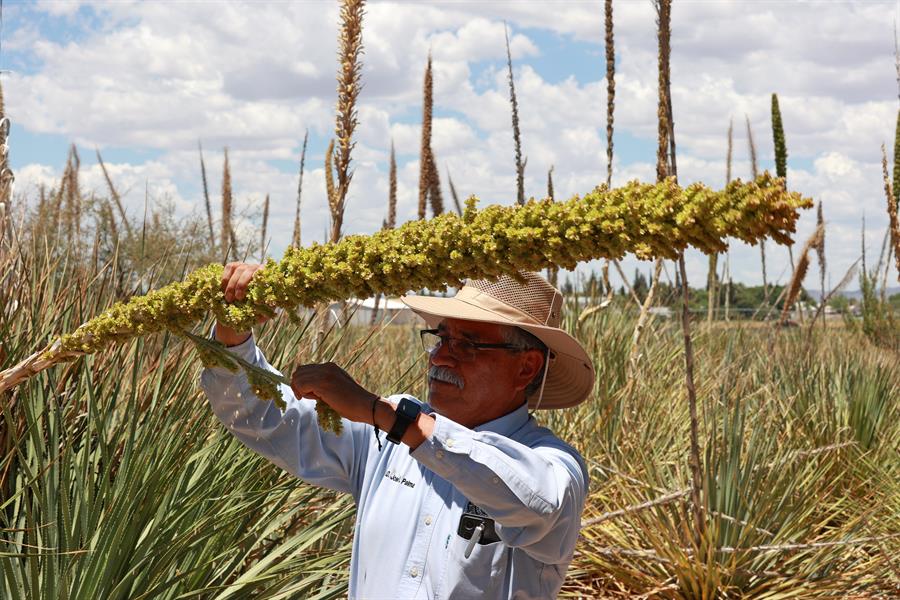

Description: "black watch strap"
387 397 422 444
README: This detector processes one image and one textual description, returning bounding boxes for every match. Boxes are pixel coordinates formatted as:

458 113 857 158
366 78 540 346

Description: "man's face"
426 318 544 428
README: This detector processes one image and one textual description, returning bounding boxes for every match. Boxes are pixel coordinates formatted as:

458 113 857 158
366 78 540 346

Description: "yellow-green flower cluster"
57 174 809 356
316 402 344 434
193 337 239 373
245 368 286 411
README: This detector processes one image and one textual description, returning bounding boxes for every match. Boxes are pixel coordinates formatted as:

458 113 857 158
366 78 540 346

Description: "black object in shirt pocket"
457 501 501 545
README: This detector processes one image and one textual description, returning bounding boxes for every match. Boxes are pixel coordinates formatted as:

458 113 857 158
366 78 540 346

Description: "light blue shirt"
200 334 588 600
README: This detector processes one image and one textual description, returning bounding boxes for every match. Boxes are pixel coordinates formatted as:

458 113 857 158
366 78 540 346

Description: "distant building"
325 296 422 326
648 306 673 318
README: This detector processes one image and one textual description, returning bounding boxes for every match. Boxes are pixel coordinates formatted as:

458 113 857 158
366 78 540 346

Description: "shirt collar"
420 401 530 436
474 402 530 436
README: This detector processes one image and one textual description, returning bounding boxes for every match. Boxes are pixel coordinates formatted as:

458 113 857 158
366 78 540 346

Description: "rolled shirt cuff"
206 325 258 374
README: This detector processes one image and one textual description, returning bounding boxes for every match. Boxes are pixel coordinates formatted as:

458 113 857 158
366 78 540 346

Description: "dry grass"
780 223 824 325
1 214 897 597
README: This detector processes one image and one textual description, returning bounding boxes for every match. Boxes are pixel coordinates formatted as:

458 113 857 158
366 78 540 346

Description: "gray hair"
501 325 549 398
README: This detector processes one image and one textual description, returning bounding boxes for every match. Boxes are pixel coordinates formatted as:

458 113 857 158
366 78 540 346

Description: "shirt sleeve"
410 413 588 565
199 330 373 500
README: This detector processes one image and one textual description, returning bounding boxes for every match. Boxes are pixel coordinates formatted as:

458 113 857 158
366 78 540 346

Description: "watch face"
398 398 421 419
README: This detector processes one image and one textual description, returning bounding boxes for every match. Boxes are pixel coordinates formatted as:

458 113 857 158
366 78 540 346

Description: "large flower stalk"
0 82 14 248
329 0 364 242
0 174 811 393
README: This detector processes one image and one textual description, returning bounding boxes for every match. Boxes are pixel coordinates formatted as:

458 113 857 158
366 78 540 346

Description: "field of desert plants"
1 0 899 598
1 230 898 598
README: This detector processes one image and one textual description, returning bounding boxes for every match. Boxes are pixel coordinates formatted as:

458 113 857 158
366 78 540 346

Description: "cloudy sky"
5 0 900 292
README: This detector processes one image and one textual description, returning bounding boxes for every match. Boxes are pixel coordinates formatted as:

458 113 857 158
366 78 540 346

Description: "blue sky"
5 0 899 291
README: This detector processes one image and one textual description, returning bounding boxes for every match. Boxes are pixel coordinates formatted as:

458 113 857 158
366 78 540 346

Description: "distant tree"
888 293 900 310
581 271 601 296
632 269 649 302
829 294 851 314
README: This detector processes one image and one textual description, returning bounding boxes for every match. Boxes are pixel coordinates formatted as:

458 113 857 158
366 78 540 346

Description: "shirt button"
410 566 419 578
436 450 445 459
446 439 455 448
424 515 433 525
492 476 500 484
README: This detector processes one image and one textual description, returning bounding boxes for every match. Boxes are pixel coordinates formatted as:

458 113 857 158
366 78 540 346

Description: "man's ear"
515 349 545 388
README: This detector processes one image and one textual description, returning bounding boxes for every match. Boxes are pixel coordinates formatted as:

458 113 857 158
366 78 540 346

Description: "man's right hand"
216 262 265 347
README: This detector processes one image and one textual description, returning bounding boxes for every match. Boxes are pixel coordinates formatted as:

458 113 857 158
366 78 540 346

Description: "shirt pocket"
441 533 507 599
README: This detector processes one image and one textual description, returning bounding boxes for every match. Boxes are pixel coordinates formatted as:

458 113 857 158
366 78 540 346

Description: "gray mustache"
428 366 464 389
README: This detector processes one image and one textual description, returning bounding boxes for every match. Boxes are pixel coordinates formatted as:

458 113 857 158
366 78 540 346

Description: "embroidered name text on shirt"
384 469 416 488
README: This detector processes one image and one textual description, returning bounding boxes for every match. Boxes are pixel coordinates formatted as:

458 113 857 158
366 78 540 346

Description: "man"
202 264 595 599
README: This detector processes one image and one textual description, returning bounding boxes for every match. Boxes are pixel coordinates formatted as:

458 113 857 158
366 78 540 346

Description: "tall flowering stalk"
780 224 824 326
63 145 82 244
656 0 705 552
199 142 216 250
429 157 444 216
97 150 133 238
890 107 900 281
631 0 673 372
771 94 788 180
0 82 14 248
604 0 615 189
221 148 234 258
418 53 442 217
293 129 308 247
261 193 270 261
325 138 336 230
330 0 365 242
0 175 811 399
708 120 733 323
603 0 617 303
547 166 558 286
894 108 900 207
747 116 768 297
447 170 463 216
772 93 795 272
723 119 734 320
816 201 826 322
505 24 526 205
882 144 900 282
372 141 399 325
387 141 397 229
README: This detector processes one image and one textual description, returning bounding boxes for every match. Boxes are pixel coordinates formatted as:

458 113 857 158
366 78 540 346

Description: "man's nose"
429 341 456 367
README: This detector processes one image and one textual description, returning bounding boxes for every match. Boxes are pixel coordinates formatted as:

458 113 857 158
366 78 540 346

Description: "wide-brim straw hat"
401 272 595 410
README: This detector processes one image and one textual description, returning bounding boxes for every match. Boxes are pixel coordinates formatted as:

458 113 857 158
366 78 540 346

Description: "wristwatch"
386 397 422 444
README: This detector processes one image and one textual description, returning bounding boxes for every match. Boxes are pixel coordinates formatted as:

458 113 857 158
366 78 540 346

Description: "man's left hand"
290 362 380 424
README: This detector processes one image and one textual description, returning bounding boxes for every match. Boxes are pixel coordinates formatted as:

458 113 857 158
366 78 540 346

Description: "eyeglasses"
419 329 522 361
